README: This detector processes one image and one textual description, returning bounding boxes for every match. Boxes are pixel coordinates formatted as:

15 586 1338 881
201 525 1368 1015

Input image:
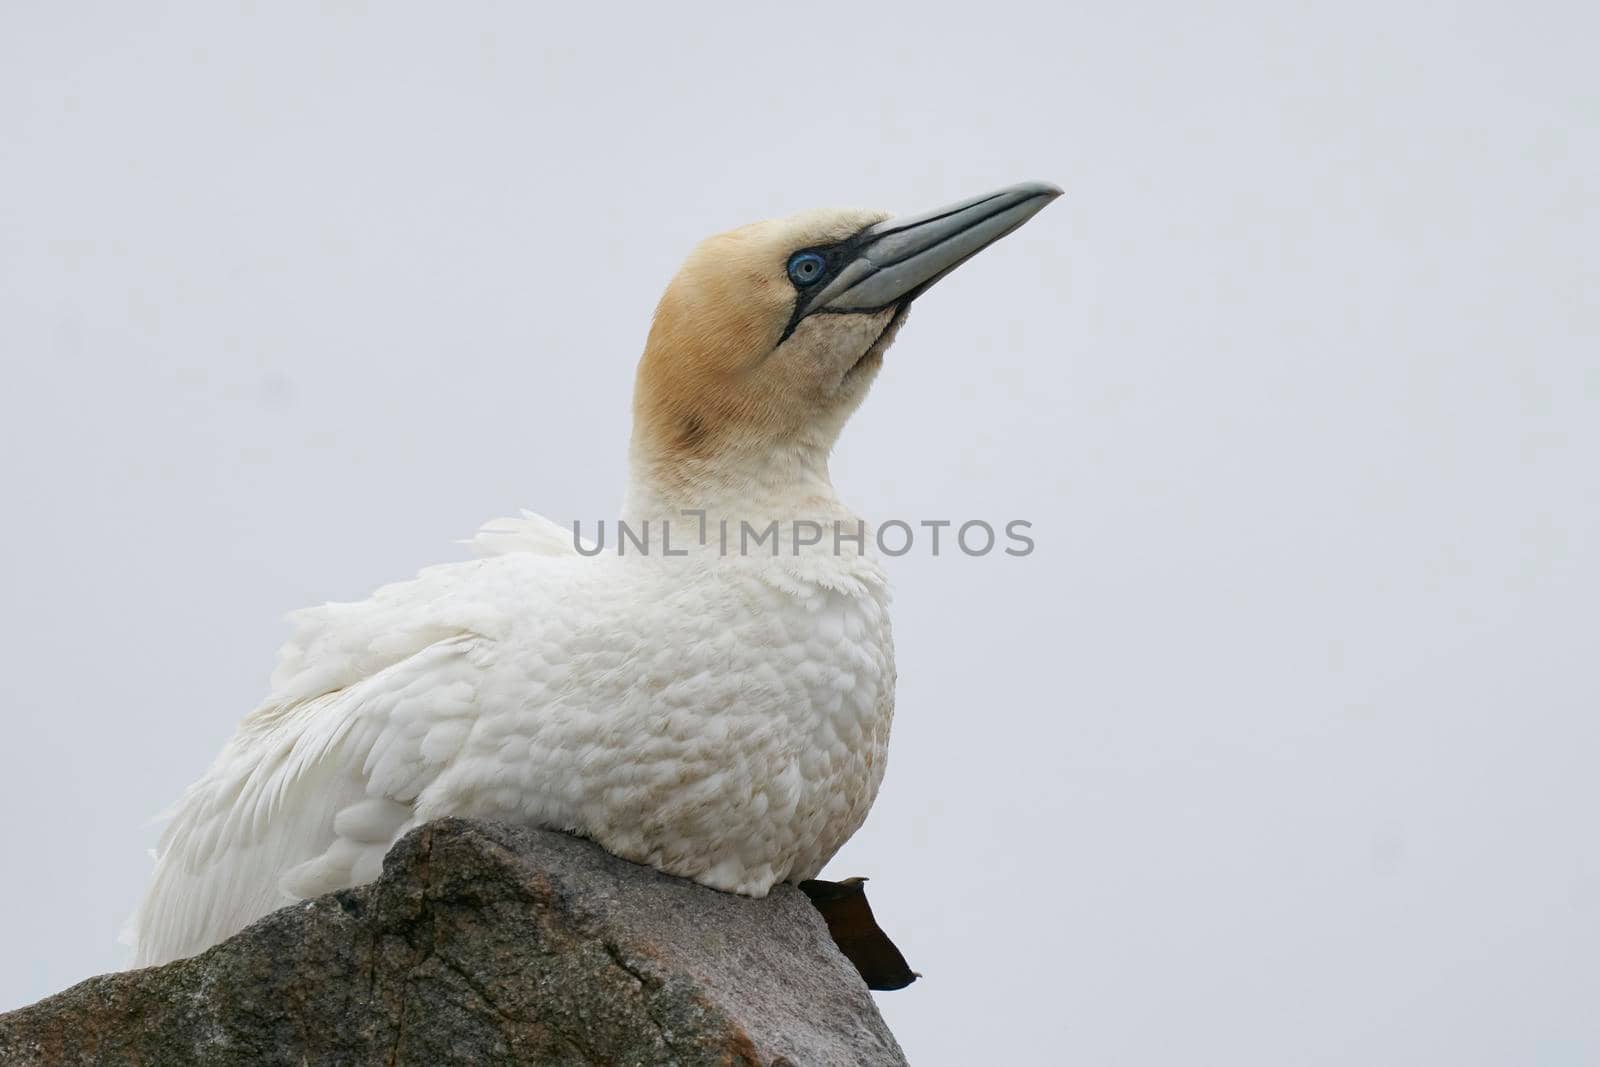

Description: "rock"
0 819 908 1066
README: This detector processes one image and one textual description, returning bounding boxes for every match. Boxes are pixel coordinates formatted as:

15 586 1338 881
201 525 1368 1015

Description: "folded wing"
131 513 577 966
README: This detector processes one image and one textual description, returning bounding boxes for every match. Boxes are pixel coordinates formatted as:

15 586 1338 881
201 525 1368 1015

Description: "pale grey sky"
2 3 1597 1063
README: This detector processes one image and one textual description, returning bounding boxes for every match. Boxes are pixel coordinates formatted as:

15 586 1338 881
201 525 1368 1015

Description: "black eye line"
775 225 878 345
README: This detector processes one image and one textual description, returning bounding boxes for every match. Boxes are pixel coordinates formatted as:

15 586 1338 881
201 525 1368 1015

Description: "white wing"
130 516 576 966
463 509 589 558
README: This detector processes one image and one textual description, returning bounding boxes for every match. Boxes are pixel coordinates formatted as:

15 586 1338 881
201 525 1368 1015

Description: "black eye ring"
787 250 827 288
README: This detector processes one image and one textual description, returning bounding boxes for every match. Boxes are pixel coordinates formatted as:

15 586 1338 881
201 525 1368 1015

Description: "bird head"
630 181 1061 506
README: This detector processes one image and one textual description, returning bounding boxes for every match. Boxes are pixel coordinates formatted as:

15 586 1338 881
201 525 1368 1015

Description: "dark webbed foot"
798 876 918 991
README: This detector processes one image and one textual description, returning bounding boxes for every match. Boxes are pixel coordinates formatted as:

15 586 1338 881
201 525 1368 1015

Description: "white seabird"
129 181 1061 970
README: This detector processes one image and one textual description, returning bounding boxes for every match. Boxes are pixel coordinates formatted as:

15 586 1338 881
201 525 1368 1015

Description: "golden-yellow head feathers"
627 182 1061 500
632 207 895 482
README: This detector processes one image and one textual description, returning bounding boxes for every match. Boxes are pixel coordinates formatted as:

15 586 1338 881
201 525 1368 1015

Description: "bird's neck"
623 437 851 526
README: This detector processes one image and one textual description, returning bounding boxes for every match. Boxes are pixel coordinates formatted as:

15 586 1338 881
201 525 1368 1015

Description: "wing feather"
130 632 487 966
131 518 573 966
463 509 587 558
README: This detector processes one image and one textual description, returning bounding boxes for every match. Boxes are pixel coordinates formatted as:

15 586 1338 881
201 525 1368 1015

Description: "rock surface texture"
0 819 908 1066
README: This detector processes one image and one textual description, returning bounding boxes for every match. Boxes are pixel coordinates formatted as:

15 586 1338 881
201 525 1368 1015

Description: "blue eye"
787 251 826 287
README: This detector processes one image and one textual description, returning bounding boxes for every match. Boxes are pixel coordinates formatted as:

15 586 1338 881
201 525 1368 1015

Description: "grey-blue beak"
811 181 1062 314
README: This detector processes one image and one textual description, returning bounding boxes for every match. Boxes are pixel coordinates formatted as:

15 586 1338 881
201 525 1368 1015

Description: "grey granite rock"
0 819 908 1066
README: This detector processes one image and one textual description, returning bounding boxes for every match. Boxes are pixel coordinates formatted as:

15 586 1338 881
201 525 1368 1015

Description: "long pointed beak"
811 181 1062 314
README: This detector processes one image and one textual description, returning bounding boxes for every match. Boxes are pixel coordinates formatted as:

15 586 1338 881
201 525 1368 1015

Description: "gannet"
129 181 1061 972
